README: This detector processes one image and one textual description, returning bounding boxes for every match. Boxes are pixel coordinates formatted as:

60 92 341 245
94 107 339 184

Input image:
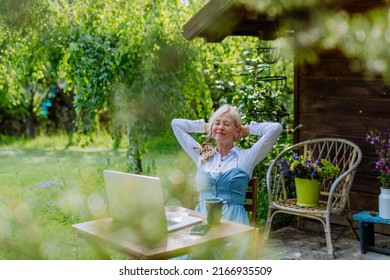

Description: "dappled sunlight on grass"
0 202 69 259
0 134 187 259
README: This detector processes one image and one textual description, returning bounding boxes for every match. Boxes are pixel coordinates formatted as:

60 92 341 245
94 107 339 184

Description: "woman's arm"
239 121 283 174
171 119 206 163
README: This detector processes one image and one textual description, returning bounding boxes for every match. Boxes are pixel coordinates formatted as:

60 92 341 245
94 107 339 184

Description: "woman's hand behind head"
235 125 250 141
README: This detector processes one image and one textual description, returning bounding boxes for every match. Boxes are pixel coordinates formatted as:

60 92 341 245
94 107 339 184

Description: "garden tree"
0 0 67 138
62 0 213 173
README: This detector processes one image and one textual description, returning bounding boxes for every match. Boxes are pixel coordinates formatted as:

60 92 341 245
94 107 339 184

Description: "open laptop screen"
103 170 168 245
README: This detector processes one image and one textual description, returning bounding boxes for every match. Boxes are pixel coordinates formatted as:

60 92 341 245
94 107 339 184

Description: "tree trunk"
126 127 143 174
25 89 36 138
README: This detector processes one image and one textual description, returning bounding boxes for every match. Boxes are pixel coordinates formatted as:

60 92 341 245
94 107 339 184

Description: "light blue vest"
194 167 251 225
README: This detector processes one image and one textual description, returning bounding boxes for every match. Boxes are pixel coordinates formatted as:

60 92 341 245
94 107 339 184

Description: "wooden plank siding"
294 49 390 217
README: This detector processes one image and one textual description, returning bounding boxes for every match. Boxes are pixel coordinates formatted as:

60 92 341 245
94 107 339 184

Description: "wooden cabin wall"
294 49 390 219
293 0 389 225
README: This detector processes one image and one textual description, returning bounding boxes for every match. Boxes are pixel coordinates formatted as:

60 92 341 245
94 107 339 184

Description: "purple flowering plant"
276 153 340 198
276 153 340 197
279 153 340 181
366 129 390 189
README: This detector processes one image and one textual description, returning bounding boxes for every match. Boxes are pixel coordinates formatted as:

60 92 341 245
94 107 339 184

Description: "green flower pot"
295 178 321 207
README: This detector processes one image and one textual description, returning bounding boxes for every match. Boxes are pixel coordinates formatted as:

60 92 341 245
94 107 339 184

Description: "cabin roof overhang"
182 0 388 43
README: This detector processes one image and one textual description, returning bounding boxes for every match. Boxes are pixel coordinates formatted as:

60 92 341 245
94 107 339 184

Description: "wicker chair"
263 138 362 257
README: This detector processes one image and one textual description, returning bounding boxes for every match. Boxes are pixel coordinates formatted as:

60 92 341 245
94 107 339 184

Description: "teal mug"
204 197 230 225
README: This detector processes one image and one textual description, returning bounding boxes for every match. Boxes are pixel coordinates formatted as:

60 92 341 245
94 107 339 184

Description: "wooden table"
72 206 258 260
353 210 390 255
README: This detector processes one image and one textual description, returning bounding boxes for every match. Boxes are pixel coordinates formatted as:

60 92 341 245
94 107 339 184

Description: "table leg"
359 221 375 254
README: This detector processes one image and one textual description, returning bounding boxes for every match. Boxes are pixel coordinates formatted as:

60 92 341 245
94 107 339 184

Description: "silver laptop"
103 170 202 245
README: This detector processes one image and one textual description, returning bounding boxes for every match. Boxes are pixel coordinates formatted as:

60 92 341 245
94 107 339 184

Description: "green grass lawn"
0 133 195 259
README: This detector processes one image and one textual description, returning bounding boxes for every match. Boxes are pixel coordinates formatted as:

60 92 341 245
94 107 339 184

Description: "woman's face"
211 112 239 144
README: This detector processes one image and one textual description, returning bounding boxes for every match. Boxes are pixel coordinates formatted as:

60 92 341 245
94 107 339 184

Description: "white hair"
208 104 242 133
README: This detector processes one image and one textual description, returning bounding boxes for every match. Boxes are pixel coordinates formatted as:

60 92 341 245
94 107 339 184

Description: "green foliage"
0 0 69 138
342 9 390 78
320 159 341 181
203 37 293 123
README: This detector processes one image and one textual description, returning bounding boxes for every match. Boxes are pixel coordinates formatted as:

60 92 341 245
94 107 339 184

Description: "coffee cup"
204 197 230 225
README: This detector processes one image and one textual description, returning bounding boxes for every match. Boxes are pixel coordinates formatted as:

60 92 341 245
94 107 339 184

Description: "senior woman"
171 104 283 226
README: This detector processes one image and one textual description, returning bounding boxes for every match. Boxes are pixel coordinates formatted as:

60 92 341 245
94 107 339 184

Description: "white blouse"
171 119 283 178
